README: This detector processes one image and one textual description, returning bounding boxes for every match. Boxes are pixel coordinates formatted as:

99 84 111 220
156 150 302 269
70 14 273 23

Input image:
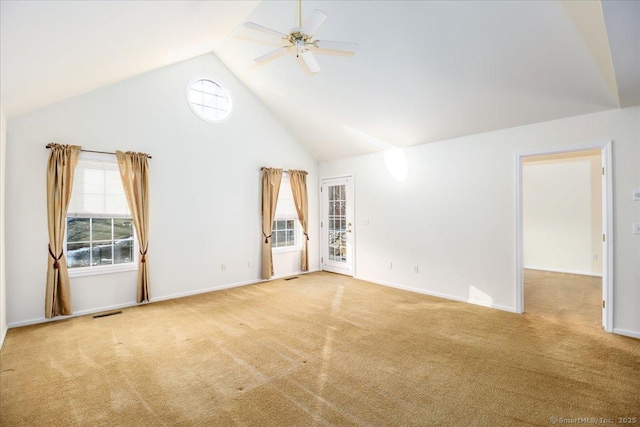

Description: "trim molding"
8 301 141 329
319 174 356 277
524 266 603 278
150 279 261 304
7 270 321 329
356 275 519 314
612 328 640 340
0 325 7 349
515 140 614 332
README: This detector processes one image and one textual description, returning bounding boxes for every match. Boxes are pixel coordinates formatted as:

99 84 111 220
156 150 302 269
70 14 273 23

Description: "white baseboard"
613 328 640 340
524 266 602 277
150 278 261 304
10 278 271 328
0 325 7 349
153 270 319 303
356 276 518 314
356 276 638 340
7 301 142 329
6 270 321 329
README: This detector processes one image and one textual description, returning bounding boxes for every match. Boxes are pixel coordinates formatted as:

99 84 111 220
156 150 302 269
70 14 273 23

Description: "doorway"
515 142 613 332
320 175 354 276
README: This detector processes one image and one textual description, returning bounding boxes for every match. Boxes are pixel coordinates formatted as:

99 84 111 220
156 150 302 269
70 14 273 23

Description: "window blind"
275 177 296 218
68 156 130 218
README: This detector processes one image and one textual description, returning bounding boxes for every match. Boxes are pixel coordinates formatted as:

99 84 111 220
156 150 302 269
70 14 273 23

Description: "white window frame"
271 217 302 254
186 74 233 124
66 218 139 278
66 152 138 278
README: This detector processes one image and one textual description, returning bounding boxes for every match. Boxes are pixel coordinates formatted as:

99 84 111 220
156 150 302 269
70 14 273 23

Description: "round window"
187 77 232 122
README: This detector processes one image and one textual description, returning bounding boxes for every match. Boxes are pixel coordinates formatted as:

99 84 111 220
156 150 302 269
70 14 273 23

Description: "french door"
321 176 354 276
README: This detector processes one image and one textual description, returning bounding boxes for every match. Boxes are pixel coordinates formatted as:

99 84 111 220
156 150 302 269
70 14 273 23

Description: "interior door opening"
516 142 613 332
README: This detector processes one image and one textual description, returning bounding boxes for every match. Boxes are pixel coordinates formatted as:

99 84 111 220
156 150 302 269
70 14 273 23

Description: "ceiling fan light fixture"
243 2 357 74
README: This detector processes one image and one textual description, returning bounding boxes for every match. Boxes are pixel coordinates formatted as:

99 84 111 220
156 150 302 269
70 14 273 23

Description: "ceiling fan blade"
301 50 321 73
301 10 327 36
255 47 290 63
314 40 359 53
244 22 287 38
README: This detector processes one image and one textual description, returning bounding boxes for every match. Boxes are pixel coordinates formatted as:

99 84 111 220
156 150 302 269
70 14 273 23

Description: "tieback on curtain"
303 232 309 241
139 244 148 263
263 231 271 244
48 244 63 269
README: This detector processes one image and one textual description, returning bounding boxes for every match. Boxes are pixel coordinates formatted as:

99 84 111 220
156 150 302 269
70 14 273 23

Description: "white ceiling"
215 0 637 161
1 1 638 162
0 0 260 117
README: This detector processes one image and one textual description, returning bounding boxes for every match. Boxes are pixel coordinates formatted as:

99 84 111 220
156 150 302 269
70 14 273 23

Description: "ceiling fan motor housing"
245 8 357 73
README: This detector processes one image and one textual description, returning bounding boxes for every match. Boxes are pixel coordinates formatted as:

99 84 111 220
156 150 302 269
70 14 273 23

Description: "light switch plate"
634 189 640 201
634 223 640 235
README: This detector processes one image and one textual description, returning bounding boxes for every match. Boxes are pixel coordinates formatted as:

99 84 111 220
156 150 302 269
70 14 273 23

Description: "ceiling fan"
244 0 358 73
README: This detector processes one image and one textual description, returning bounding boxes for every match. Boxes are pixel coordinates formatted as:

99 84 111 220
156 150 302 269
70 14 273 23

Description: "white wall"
319 106 640 337
523 154 602 276
0 108 7 347
5 53 318 326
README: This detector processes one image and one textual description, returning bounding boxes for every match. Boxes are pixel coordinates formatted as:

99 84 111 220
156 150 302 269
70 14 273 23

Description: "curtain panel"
45 143 81 318
261 168 283 279
116 151 151 303
289 170 309 271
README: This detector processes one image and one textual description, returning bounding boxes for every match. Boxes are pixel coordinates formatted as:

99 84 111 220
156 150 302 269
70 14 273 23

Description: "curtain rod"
46 143 152 159
260 167 307 175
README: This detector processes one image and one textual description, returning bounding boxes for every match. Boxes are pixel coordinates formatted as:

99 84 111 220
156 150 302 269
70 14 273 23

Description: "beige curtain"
45 143 81 318
261 168 283 279
289 170 309 271
116 151 151 303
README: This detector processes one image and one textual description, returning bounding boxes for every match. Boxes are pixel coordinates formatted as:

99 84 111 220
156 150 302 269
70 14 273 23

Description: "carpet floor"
524 269 602 328
0 271 638 426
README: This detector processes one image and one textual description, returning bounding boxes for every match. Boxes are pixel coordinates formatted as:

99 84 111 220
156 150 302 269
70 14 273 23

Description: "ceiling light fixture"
244 0 358 73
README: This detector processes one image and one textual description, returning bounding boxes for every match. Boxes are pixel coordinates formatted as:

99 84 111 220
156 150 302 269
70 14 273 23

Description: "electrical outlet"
248 261 252 268
592 254 599 261
222 264 227 271
414 266 419 273
633 189 640 201
388 262 393 269
634 223 640 235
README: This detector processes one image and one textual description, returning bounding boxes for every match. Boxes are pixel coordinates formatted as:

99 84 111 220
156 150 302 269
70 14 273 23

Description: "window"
67 218 134 268
187 76 232 122
272 219 297 247
272 176 301 251
66 153 137 276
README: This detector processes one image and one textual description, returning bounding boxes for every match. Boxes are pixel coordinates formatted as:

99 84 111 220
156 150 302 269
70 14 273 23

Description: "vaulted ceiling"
1 1 638 162
0 1 260 117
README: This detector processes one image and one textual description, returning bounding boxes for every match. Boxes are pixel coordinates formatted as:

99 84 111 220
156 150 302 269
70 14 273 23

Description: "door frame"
514 140 613 332
319 174 356 276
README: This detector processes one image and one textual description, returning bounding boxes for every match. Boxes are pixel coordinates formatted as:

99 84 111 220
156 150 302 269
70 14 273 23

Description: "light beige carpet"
0 271 638 426
524 269 602 327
